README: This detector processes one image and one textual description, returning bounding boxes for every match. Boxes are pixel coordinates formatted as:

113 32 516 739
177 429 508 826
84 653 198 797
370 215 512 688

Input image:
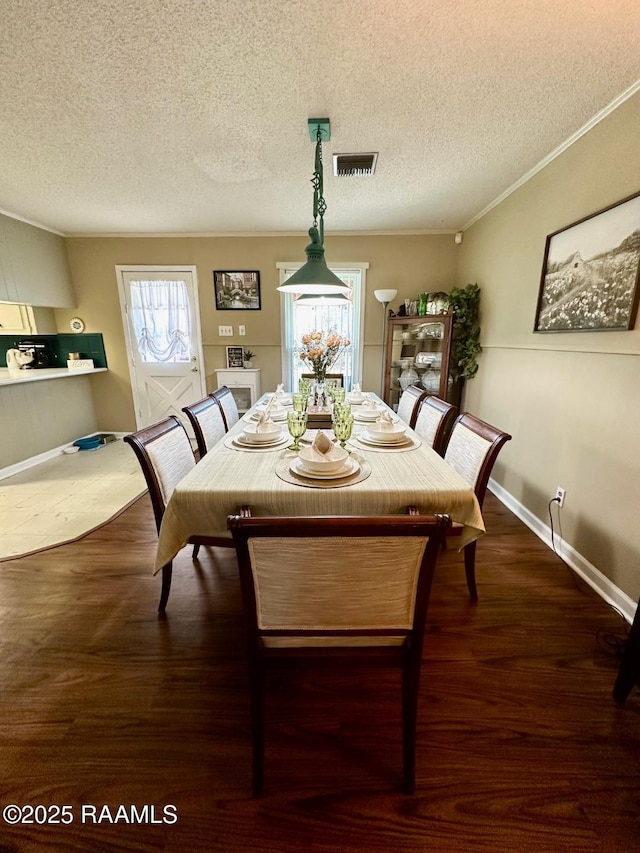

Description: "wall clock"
69 317 85 333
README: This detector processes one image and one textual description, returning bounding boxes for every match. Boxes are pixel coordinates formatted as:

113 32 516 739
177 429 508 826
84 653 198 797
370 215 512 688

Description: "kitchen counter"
0 367 107 386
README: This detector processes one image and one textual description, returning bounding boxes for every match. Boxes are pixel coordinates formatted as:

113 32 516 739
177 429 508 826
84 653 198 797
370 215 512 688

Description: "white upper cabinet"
0 213 75 308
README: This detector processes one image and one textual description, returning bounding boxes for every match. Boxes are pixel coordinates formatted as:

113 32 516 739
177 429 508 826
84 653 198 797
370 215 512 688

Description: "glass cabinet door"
385 314 452 411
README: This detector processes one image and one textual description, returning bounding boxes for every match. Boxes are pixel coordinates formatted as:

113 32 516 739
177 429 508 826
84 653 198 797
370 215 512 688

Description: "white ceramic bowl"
298 444 349 474
366 421 407 442
353 407 382 421
241 422 282 444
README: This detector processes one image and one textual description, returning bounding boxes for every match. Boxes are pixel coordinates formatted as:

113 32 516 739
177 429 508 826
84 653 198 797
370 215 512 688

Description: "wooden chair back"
301 372 344 387
443 412 512 507
182 395 226 458
124 415 196 534
211 385 240 430
228 512 452 794
396 384 428 428
414 395 457 456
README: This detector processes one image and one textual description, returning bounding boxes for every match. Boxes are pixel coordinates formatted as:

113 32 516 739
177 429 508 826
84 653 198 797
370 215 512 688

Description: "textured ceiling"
0 0 639 235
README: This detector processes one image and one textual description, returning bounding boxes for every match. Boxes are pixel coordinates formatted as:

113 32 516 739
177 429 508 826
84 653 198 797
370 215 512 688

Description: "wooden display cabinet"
382 311 453 411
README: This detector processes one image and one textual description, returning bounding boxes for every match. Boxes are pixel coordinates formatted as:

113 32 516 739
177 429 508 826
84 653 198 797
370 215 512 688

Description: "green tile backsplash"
0 333 107 369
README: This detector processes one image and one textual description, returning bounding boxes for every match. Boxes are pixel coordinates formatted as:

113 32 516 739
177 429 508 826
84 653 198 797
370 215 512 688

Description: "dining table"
154 393 485 573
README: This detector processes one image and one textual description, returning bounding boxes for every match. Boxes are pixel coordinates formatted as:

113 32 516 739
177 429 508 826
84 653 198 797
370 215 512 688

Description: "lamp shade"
296 292 351 305
277 228 350 294
374 288 398 304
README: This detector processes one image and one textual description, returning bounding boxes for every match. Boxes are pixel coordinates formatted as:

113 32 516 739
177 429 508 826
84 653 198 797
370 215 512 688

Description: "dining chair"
301 372 344 387
443 412 512 601
211 385 240 430
227 511 453 795
182 395 226 459
124 415 234 612
413 395 457 456
396 384 429 428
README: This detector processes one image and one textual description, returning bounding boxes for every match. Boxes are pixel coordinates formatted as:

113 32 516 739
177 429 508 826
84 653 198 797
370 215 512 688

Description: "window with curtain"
129 279 191 363
278 264 368 392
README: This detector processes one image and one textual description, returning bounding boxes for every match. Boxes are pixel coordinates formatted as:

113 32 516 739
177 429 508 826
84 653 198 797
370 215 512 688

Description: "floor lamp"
374 289 397 399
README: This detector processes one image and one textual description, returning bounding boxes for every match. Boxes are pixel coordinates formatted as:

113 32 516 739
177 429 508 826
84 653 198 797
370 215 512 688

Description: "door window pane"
130 279 192 363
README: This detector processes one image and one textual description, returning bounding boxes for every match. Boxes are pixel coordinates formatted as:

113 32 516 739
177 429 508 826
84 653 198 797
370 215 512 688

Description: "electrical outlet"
555 486 566 508
238 325 246 336
218 325 233 336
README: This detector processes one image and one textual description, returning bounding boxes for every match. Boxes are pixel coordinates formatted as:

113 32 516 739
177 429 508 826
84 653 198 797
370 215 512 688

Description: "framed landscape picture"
214 271 261 310
534 192 640 332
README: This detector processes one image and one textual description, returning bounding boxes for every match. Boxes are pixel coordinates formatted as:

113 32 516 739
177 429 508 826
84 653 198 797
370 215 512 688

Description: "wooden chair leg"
613 601 640 704
401 647 420 794
158 562 173 613
464 541 478 602
192 543 201 560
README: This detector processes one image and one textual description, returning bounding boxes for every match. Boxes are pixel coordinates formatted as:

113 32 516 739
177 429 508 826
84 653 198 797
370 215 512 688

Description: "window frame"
276 261 369 392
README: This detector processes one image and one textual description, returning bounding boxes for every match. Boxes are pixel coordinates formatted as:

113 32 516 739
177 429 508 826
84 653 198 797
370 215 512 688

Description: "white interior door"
116 266 206 432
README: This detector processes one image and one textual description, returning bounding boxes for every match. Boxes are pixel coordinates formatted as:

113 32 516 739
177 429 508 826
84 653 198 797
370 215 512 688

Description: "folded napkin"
274 383 285 398
256 411 276 432
376 411 395 431
308 430 338 460
361 394 378 409
351 383 361 395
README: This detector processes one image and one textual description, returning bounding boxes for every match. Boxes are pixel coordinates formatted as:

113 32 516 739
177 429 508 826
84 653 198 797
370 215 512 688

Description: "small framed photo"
226 346 244 368
534 191 640 332
214 270 261 310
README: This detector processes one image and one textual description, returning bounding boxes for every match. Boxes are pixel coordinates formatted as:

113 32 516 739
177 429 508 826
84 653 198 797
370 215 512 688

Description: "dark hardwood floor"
0 493 638 852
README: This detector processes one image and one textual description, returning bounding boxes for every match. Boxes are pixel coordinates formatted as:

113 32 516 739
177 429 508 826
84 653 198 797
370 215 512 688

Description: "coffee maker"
17 340 57 369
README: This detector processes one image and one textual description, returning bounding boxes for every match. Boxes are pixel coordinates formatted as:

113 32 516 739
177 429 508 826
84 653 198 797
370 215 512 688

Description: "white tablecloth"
155 396 485 572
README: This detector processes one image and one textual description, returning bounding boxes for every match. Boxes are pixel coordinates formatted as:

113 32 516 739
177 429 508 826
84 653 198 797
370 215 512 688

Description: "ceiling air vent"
332 152 378 177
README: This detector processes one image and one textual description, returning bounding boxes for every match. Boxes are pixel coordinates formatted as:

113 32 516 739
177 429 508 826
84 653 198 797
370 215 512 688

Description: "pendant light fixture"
277 118 351 296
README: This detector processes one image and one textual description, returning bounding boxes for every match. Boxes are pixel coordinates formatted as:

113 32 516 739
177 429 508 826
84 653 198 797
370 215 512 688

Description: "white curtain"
130 279 191 363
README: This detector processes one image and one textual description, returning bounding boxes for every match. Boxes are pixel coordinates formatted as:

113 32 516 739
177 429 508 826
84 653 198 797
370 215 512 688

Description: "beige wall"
458 92 640 602
57 233 458 431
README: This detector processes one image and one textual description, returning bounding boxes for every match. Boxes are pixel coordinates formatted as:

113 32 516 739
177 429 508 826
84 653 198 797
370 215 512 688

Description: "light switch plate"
218 326 233 336
238 325 246 336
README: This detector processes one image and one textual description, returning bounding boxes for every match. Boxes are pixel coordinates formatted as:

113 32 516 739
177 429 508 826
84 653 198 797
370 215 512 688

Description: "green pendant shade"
277 118 351 296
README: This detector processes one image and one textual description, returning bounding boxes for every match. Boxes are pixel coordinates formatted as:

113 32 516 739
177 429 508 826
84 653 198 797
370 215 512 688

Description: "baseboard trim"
488 478 636 624
0 432 129 482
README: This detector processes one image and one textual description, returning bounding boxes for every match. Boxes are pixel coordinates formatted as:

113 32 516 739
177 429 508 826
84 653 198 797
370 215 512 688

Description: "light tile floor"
0 439 147 560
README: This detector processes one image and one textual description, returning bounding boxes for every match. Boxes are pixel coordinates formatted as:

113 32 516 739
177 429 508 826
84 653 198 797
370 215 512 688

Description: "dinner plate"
251 409 288 422
357 432 413 448
290 456 360 480
346 395 366 405
353 408 386 421
233 433 288 449
264 393 293 406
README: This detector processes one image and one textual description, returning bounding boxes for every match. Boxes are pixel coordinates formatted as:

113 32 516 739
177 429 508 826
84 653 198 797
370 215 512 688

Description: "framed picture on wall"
226 346 245 368
214 270 261 310
534 191 640 332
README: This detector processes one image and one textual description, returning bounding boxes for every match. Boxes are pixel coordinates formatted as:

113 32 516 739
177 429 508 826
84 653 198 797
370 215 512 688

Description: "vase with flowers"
297 330 350 406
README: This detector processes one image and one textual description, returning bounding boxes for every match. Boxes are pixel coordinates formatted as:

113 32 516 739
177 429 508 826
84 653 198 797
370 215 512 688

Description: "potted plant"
448 283 482 409
243 350 256 369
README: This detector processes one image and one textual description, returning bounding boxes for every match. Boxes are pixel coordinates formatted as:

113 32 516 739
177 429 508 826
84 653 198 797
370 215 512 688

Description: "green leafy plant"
243 350 256 362
449 283 482 381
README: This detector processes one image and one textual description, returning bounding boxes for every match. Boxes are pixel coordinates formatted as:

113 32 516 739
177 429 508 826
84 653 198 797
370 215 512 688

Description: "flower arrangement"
297 331 350 382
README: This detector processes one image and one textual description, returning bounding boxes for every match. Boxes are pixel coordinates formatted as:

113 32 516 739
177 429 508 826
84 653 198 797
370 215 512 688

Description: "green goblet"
287 411 308 451
292 393 308 413
332 413 354 450
332 387 346 404
298 377 312 398
333 400 352 420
